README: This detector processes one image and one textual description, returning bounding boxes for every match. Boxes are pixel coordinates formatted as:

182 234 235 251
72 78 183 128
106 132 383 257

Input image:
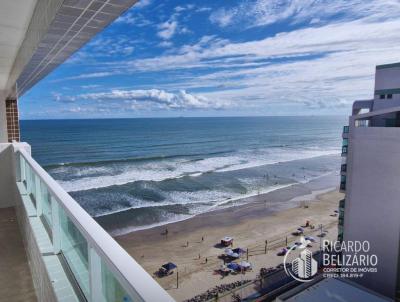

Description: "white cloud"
135 0 152 8
59 1 400 114
51 72 115 83
209 8 235 27
210 0 400 29
55 89 229 110
158 41 173 48
157 20 178 40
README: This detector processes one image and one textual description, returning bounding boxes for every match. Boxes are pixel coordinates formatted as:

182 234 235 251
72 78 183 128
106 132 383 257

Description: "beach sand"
116 175 343 301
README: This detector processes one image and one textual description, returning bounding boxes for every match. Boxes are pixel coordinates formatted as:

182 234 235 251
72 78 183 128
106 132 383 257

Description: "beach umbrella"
297 227 304 231
305 236 316 242
162 262 177 271
225 248 233 254
239 261 251 268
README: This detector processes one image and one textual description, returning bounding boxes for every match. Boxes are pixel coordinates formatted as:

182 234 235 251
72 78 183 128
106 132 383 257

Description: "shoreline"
116 172 342 301
108 171 338 236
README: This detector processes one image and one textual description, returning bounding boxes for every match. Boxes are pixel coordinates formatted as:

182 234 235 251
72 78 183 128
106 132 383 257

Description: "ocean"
21 116 346 235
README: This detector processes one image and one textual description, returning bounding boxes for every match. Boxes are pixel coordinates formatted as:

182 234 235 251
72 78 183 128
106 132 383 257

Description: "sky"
20 0 400 119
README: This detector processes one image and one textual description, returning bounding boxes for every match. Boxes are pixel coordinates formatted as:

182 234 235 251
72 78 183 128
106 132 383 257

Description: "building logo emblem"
283 236 318 282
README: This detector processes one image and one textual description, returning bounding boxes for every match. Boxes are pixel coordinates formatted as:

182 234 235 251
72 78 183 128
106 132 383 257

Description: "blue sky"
20 0 400 119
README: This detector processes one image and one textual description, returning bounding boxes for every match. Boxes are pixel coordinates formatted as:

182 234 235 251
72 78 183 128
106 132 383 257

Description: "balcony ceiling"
1 0 138 100
0 0 37 92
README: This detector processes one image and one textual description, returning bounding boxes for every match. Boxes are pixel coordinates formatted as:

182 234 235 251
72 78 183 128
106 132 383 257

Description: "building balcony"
342 125 349 139
340 164 347 174
341 146 348 156
340 176 346 192
0 143 174 302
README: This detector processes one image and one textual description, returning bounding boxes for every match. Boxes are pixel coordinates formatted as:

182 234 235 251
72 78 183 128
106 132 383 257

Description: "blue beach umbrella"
162 262 177 271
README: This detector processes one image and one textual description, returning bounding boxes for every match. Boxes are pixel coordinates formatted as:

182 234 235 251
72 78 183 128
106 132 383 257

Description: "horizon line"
20 114 347 121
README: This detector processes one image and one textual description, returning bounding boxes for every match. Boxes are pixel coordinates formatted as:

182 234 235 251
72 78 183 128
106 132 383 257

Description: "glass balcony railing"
341 164 347 173
341 146 348 155
343 125 349 133
16 147 173 302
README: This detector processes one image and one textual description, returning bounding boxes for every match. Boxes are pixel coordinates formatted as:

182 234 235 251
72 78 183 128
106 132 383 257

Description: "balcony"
0 143 174 302
341 164 347 173
339 199 345 209
340 176 346 192
341 146 348 156
342 125 349 139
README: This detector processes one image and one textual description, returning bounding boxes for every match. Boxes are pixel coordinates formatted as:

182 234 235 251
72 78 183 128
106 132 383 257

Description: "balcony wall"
0 142 174 302
0 143 28 207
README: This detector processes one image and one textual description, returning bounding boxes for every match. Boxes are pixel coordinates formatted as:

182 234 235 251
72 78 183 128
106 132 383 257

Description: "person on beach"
202 236 204 242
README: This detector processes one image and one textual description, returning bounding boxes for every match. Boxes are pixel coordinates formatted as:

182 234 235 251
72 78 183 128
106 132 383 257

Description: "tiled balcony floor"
0 207 37 302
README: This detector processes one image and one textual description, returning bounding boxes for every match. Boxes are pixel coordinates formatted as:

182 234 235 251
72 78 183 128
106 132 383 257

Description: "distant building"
339 63 400 300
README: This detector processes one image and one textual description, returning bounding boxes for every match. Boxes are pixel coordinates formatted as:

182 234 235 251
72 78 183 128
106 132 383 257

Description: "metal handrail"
16 146 174 302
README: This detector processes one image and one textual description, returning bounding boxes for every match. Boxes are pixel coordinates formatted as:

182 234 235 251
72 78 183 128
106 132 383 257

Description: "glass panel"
342 138 348 147
40 181 52 228
59 206 90 298
30 169 37 205
25 161 31 193
101 260 133 302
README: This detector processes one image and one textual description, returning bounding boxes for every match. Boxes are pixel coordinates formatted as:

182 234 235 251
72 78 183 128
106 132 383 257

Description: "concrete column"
5 98 20 142
0 99 7 143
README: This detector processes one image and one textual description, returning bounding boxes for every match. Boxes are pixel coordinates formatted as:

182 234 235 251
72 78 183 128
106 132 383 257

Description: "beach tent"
232 248 246 255
221 236 233 246
225 249 239 258
162 262 177 271
227 262 240 271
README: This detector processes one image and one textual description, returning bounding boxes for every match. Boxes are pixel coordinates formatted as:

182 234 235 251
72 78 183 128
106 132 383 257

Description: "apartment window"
380 94 385 99
387 94 393 99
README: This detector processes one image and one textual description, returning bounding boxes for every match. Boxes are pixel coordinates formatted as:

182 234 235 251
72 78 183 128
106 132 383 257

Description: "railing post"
35 175 42 216
15 151 21 182
26 163 31 194
51 197 61 253
20 156 26 184
89 247 105 302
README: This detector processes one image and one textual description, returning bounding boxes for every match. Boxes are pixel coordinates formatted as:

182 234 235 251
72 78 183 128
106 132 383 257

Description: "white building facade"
340 63 400 300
